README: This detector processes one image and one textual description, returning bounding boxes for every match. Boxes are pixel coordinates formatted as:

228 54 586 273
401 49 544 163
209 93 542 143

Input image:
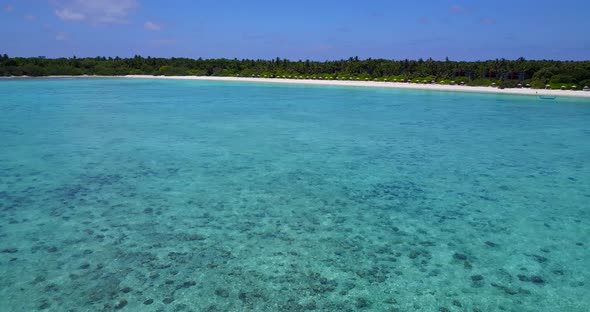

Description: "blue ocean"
0 78 588 311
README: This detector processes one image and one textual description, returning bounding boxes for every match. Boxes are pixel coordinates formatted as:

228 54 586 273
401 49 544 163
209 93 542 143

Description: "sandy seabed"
1 78 589 311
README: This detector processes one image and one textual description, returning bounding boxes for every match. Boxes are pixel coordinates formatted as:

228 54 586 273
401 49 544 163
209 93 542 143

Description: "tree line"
1 54 589 89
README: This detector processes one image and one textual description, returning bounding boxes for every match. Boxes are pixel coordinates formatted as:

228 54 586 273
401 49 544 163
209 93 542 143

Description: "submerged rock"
214 288 229 298
408 250 420 259
453 253 467 260
163 297 175 304
526 254 548 263
484 241 498 247
304 301 317 310
490 283 530 295
471 275 484 282
1 247 18 253
43 283 59 293
184 234 206 241
518 274 545 284
463 261 473 270
175 280 196 290
530 276 545 284
552 270 564 276
114 299 127 310
490 283 518 295
37 299 51 310
355 297 372 309
518 274 530 282
238 290 265 306
32 275 47 284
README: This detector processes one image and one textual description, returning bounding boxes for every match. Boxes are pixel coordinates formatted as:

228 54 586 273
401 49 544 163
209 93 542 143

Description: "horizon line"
3 55 589 63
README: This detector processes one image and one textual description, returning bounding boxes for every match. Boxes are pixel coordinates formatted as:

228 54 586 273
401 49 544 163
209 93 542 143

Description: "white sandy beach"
3 75 590 98
125 75 590 99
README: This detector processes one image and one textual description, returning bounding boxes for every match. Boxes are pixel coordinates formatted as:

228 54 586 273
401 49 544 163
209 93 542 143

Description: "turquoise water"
0 78 589 312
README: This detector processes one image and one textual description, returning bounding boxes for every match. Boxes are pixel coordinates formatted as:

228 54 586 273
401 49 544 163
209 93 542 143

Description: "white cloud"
449 5 466 13
55 8 85 21
24 14 37 21
55 32 69 41
54 0 138 24
3 4 15 12
144 21 161 31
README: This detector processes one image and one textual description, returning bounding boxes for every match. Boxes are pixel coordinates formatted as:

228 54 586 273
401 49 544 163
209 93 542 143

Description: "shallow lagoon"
0 78 589 311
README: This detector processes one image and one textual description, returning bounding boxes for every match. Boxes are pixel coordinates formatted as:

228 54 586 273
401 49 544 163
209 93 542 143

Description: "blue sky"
1 0 589 60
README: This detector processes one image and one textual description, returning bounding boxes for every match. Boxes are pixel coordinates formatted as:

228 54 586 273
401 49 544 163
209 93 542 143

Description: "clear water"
0 78 589 312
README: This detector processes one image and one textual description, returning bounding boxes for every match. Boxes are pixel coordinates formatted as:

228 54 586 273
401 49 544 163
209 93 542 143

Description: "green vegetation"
1 54 589 89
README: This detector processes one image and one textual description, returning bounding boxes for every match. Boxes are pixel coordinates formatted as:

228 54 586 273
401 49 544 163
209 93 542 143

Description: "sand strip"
3 75 589 98
126 75 590 99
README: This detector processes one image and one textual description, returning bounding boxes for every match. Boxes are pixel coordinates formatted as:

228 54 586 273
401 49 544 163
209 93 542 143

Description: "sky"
1 0 589 61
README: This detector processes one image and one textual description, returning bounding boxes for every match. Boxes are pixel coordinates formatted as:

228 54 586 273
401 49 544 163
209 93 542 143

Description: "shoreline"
3 75 590 99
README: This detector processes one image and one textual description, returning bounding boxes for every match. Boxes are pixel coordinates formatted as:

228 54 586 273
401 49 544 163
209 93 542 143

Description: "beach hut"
504 71 526 81
517 83 522 88
584 86 589 91
560 85 566 90
491 83 496 87
460 81 465 85
545 84 551 89
571 85 577 90
483 71 499 79
450 81 456 85
525 84 531 88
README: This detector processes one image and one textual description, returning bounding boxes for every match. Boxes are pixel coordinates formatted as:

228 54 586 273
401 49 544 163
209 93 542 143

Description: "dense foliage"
1 54 589 89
